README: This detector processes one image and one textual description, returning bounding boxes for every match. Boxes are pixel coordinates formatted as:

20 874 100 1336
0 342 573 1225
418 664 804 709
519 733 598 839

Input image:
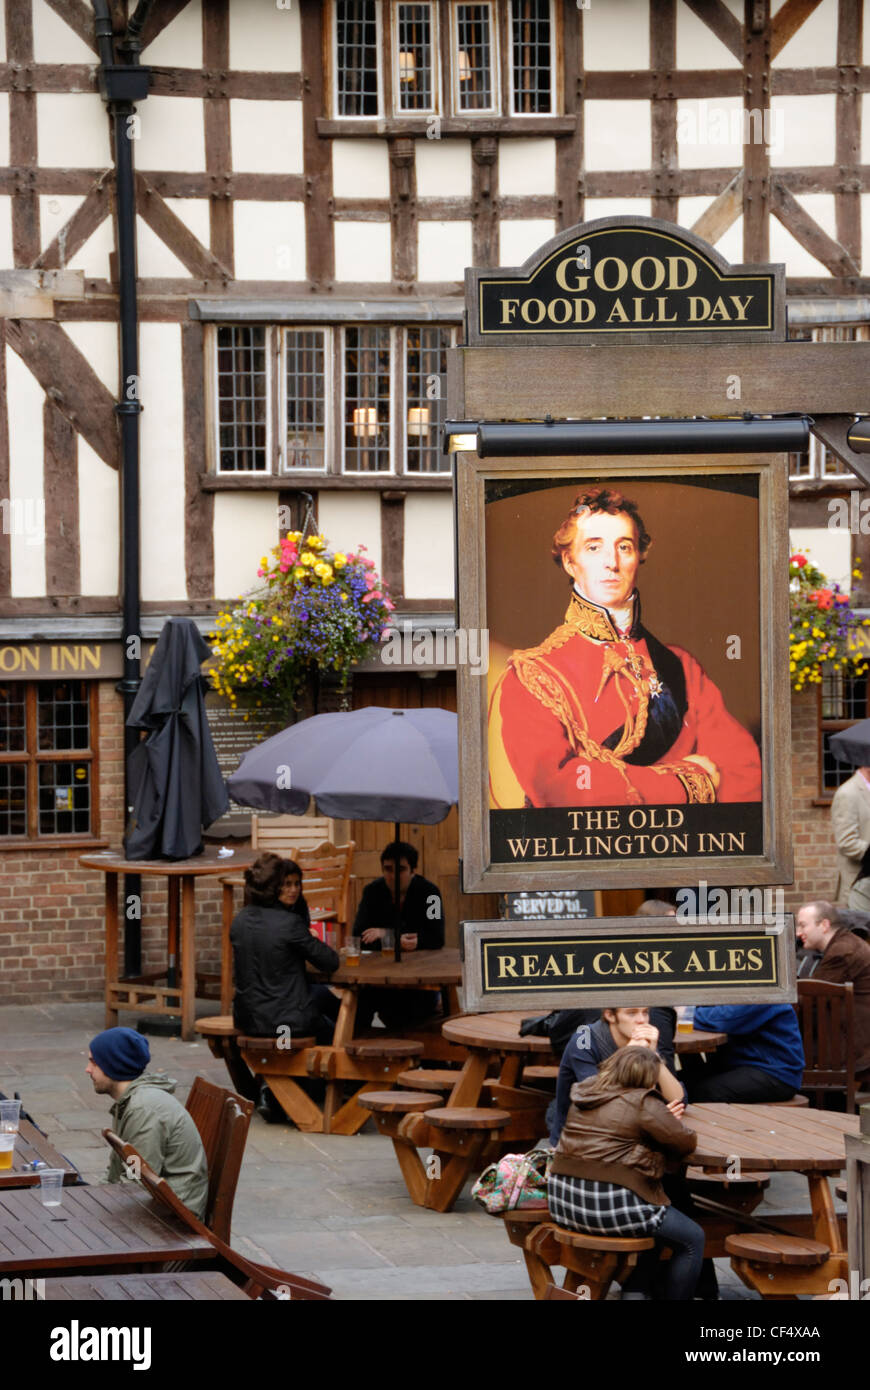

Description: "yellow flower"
300 553 315 568
293 566 305 579
307 535 325 552
340 593 348 603
334 553 347 569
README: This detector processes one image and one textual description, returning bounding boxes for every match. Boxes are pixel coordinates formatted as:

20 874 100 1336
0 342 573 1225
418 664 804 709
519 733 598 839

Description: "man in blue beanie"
86 1027 208 1219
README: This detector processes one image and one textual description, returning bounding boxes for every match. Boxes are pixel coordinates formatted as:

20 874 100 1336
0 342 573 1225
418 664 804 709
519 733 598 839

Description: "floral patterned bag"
471 1149 551 1214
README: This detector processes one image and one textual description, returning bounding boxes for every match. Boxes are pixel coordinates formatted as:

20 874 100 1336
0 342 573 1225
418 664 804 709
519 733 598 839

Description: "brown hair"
587 1045 661 1094
244 853 285 908
552 486 651 572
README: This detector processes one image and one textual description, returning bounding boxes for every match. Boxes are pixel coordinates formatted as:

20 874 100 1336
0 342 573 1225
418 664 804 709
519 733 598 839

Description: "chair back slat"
796 979 857 1111
209 1097 253 1244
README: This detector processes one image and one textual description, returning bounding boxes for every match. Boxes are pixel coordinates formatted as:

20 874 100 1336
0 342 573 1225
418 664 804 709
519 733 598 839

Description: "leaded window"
0 682 97 841
510 0 553 114
216 325 268 473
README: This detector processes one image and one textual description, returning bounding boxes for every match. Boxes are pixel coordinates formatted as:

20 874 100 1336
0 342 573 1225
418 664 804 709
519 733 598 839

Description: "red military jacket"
491 590 762 808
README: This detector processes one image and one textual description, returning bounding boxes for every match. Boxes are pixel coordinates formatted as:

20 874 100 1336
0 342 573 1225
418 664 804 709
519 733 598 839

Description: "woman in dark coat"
230 853 339 1045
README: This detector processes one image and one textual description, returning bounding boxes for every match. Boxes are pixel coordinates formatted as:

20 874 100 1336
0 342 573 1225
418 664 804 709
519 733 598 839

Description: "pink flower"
384 599 395 611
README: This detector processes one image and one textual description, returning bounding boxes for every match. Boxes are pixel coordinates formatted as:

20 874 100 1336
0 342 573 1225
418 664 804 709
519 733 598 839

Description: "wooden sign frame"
455 451 791 893
459 915 797 1013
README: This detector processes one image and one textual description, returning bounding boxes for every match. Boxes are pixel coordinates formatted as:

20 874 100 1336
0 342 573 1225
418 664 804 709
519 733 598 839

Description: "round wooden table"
80 848 255 1040
674 1028 728 1055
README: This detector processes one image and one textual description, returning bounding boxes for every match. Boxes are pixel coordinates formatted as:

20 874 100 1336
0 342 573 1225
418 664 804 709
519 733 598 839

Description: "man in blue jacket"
684 1005 805 1103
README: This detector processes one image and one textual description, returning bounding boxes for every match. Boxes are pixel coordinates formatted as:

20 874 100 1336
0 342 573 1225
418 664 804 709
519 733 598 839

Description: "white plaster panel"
165 198 211 247
792 193 837 238
769 95 836 167
789 527 851 593
584 101 651 172
866 0 870 63
676 0 742 68
334 220 392 282
5 348 46 597
771 0 836 66
0 94 9 167
231 0 301 70
39 195 83 257
63 321 118 397
0 198 13 271
770 216 831 278
414 140 471 198
213 493 280 601
417 220 472 282
317 493 382 576
231 99 304 174
136 97 205 173
33 0 96 61
136 215 191 278
37 95 111 168
78 438 119 596
583 0 649 69
403 494 454 601
67 217 115 280
677 197 743 265
498 139 555 196
333 140 391 198
863 194 870 275
143 0 202 66
585 198 652 222
676 98 746 169
234 200 306 280
139 325 186 602
498 220 555 267
0 6 5 61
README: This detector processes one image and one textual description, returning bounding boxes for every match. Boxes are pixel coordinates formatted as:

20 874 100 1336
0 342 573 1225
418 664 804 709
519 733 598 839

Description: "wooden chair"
185 1076 247 1169
295 840 355 939
251 813 344 855
795 978 858 1111
102 1129 331 1301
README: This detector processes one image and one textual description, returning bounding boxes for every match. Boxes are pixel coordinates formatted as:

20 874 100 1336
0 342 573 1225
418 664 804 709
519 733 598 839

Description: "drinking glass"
0 1134 14 1171
38 1169 65 1209
381 929 395 962
344 940 361 967
0 1099 21 1133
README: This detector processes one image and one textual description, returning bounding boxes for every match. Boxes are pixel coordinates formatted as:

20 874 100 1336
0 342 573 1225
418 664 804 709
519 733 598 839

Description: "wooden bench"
772 1094 809 1107
725 1232 832 1297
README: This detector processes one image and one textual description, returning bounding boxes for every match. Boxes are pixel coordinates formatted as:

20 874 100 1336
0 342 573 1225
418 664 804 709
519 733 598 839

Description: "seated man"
352 840 445 1030
86 1027 209 1219
549 1005 683 1146
683 1005 805 1103
797 899 870 1087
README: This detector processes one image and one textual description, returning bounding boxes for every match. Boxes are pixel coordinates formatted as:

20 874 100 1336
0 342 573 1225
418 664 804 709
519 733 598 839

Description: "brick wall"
784 689 840 910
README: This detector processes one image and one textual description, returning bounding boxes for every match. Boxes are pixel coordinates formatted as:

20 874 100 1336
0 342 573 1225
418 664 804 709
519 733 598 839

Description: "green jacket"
106 1073 209 1221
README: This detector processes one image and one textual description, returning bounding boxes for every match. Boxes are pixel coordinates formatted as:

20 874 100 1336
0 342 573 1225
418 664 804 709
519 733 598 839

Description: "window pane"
38 762 91 837
0 683 26 753
397 4 434 112
406 326 451 474
343 326 391 473
37 681 90 752
456 4 494 111
511 0 552 114
336 0 379 116
284 330 326 471
822 732 857 793
0 763 26 837
216 325 267 473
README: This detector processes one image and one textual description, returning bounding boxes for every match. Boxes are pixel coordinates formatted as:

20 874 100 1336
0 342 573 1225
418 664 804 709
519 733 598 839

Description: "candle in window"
457 50 471 82
407 407 430 438
352 406 379 437
398 51 416 83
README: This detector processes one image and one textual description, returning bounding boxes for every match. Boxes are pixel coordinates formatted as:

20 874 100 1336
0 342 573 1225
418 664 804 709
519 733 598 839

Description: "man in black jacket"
352 841 444 1029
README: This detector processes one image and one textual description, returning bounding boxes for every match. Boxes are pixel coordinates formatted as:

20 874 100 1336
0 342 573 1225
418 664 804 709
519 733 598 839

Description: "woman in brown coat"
548 1045 704 1300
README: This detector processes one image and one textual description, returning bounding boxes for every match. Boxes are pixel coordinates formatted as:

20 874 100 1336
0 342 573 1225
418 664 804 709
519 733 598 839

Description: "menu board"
501 890 598 921
206 697 284 834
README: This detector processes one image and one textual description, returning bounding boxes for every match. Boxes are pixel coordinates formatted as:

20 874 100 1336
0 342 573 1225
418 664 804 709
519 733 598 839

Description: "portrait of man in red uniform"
489 486 763 809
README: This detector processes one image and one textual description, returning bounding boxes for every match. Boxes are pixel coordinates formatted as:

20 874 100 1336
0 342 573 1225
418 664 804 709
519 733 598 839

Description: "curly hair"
552 486 651 572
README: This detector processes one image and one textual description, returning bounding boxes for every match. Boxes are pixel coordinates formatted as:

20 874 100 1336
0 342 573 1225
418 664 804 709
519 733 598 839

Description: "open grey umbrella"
829 719 870 767
227 706 459 959
125 618 229 861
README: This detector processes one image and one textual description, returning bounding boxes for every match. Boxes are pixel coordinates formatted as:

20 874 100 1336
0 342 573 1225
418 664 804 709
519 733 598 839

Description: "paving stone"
314 1261 534 1298
241 1230 391 1271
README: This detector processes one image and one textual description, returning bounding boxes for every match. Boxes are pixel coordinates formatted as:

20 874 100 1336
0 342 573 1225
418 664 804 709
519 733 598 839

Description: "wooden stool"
772 1094 809 1106
345 1039 424 1060
424 1106 511 1135
687 1167 771 1214
834 1181 847 1202
396 1068 461 1093
725 1232 832 1298
524 1222 654 1301
521 1065 560 1088
237 1035 316 1059
194 1016 258 1102
357 1091 436 1114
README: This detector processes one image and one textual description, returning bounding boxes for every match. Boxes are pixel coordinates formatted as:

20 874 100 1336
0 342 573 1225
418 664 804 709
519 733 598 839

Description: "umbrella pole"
393 819 402 963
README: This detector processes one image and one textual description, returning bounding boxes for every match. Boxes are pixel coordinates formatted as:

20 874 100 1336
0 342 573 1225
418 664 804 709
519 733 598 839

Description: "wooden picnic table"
683 1102 859 1297
328 948 463 1046
0 1182 214 1277
0 1117 81 1189
80 849 255 1041
674 1029 728 1055
39 1271 250 1301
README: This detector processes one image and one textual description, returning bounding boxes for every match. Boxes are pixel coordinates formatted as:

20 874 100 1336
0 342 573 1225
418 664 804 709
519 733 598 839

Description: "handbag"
471 1148 551 1214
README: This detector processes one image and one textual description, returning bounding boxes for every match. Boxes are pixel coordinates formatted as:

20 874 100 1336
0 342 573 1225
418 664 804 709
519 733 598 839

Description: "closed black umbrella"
125 618 228 861
227 706 459 959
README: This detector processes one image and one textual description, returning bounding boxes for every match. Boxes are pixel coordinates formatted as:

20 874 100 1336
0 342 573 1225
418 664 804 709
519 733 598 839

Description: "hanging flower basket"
789 551 870 693
209 532 394 716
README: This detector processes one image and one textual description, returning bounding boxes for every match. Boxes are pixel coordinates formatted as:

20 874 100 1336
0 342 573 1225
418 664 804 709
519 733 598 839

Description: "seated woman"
276 857 310 928
548 1045 704 1301
230 852 339 1047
